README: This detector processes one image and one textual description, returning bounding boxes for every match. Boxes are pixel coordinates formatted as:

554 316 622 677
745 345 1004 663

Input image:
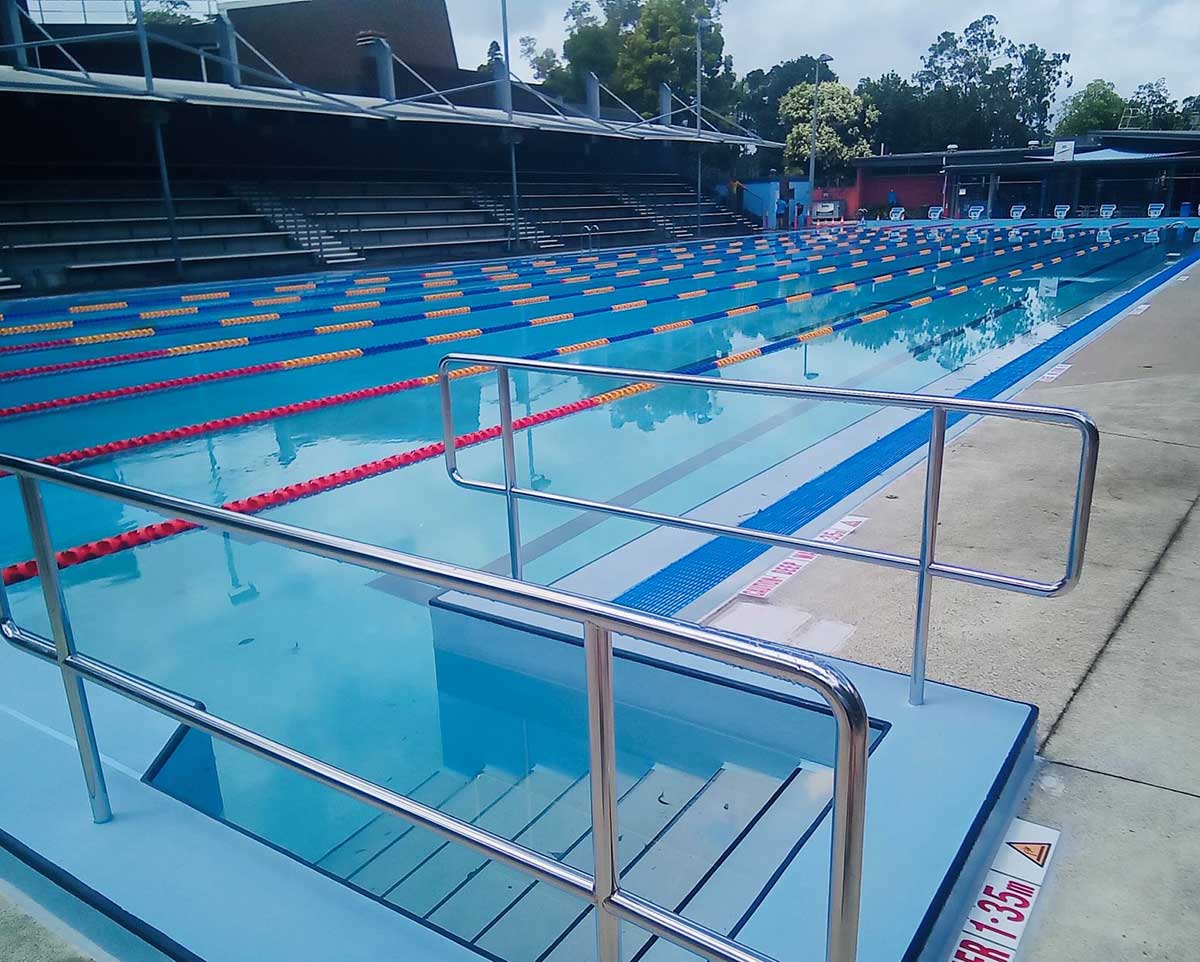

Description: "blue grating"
615 249 1200 617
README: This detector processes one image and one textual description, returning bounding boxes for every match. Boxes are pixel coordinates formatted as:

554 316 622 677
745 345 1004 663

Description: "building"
846 129 1200 218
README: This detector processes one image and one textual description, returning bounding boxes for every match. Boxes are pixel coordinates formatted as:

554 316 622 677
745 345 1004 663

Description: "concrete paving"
708 265 1200 958
0 893 95 962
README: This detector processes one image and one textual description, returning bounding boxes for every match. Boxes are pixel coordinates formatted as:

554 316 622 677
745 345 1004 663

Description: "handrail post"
17 476 112 824
909 405 947 706
496 366 524 580
584 621 621 962
826 683 870 962
130 0 153 95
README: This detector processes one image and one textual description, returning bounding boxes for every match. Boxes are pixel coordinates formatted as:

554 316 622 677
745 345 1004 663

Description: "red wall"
857 171 944 211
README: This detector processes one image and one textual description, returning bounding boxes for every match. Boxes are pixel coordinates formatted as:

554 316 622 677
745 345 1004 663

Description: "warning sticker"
738 516 868 599
946 817 1059 962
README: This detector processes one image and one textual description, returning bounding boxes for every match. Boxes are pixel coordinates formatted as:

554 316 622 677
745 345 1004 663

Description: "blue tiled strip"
615 248 1200 617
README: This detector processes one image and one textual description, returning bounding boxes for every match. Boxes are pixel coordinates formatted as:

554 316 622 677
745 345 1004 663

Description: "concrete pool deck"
709 263 1200 959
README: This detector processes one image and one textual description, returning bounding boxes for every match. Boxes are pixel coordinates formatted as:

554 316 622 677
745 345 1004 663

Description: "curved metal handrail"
0 450 869 962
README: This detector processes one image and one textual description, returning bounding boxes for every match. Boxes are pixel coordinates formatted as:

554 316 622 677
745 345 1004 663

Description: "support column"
659 83 672 125
216 13 240 86
493 57 512 115
150 109 183 279
1 0 28 69
586 71 600 119
985 173 999 218
500 129 522 250
130 0 154 95
357 35 395 101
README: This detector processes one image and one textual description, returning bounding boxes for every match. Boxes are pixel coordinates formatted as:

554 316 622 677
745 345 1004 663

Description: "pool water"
0 221 1187 951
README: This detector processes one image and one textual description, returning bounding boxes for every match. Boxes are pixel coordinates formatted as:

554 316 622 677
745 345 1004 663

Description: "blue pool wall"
430 592 887 782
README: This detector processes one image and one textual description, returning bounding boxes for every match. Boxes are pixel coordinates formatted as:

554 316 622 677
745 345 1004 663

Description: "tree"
911 15 1071 147
1127 79 1186 130
519 35 563 81
1054 80 1126 137
139 0 201 25
736 57 837 145
476 40 503 74
856 72 927 154
614 0 734 118
780 82 878 178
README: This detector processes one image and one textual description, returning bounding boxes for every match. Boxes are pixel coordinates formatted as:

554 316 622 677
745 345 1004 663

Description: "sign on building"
1053 140 1075 162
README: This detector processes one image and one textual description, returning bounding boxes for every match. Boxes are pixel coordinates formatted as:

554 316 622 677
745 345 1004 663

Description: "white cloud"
446 0 1200 106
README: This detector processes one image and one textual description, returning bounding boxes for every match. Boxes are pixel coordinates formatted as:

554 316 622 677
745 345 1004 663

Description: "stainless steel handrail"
438 353 1100 707
0 451 869 962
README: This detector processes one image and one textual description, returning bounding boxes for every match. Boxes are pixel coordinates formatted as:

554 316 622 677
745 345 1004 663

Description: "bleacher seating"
0 179 317 292
257 180 512 263
470 174 757 252
0 171 760 295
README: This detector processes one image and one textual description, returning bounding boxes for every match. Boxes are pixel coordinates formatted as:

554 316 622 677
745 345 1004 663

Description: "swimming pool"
0 220 1191 958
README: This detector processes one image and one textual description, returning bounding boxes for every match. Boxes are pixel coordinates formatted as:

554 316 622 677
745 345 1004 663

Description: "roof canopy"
0 65 781 148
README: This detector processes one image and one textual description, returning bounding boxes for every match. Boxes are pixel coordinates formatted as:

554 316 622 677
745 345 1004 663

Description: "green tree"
780 82 878 177
1053 79 1126 137
736 56 837 145
519 36 563 81
911 15 1071 146
1127 79 1187 130
614 0 734 118
139 0 201 25
476 40 503 74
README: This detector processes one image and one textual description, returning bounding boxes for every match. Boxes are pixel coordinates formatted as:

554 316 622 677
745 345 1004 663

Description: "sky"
444 0 1200 111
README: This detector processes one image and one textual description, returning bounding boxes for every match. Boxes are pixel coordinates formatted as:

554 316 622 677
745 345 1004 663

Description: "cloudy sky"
445 0 1199 108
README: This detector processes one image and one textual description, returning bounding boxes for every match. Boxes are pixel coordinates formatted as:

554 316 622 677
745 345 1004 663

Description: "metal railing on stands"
25 0 219 24
439 355 1100 707
0 450 869 962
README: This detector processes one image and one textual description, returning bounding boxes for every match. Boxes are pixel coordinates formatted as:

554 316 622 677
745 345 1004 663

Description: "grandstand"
0 0 777 295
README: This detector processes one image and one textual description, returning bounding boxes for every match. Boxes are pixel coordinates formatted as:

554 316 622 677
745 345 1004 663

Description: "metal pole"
17 477 112 824
909 405 946 706
130 0 153 94
508 138 521 249
499 0 513 120
496 367 523 579
584 621 621 962
151 115 183 279
807 65 821 228
695 20 702 238
2 0 29 68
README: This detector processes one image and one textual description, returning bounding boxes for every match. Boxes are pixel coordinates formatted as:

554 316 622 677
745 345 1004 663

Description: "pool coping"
550 241 1200 620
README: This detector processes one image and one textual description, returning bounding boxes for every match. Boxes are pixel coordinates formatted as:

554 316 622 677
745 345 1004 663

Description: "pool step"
338 765 518 895
634 765 832 962
541 764 786 962
473 762 793 962
316 768 472 877
425 765 646 938
383 765 578 915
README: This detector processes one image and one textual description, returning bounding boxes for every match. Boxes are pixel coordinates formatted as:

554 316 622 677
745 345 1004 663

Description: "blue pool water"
0 221 1192 958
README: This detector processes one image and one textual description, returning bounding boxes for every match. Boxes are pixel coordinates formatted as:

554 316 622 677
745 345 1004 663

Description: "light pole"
806 53 833 226
695 17 712 239
499 0 521 246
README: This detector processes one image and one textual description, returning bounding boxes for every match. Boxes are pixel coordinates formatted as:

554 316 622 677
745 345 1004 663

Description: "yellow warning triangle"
1007 841 1051 867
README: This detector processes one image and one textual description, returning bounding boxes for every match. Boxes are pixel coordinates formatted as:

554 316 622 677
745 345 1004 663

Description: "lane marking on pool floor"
2 232 1120 480
0 224 1021 366
0 235 1148 587
0 222 1044 343
0 230 1098 405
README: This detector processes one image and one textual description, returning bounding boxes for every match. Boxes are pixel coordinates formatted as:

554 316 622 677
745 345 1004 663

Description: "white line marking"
1037 363 1071 383
0 704 140 779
